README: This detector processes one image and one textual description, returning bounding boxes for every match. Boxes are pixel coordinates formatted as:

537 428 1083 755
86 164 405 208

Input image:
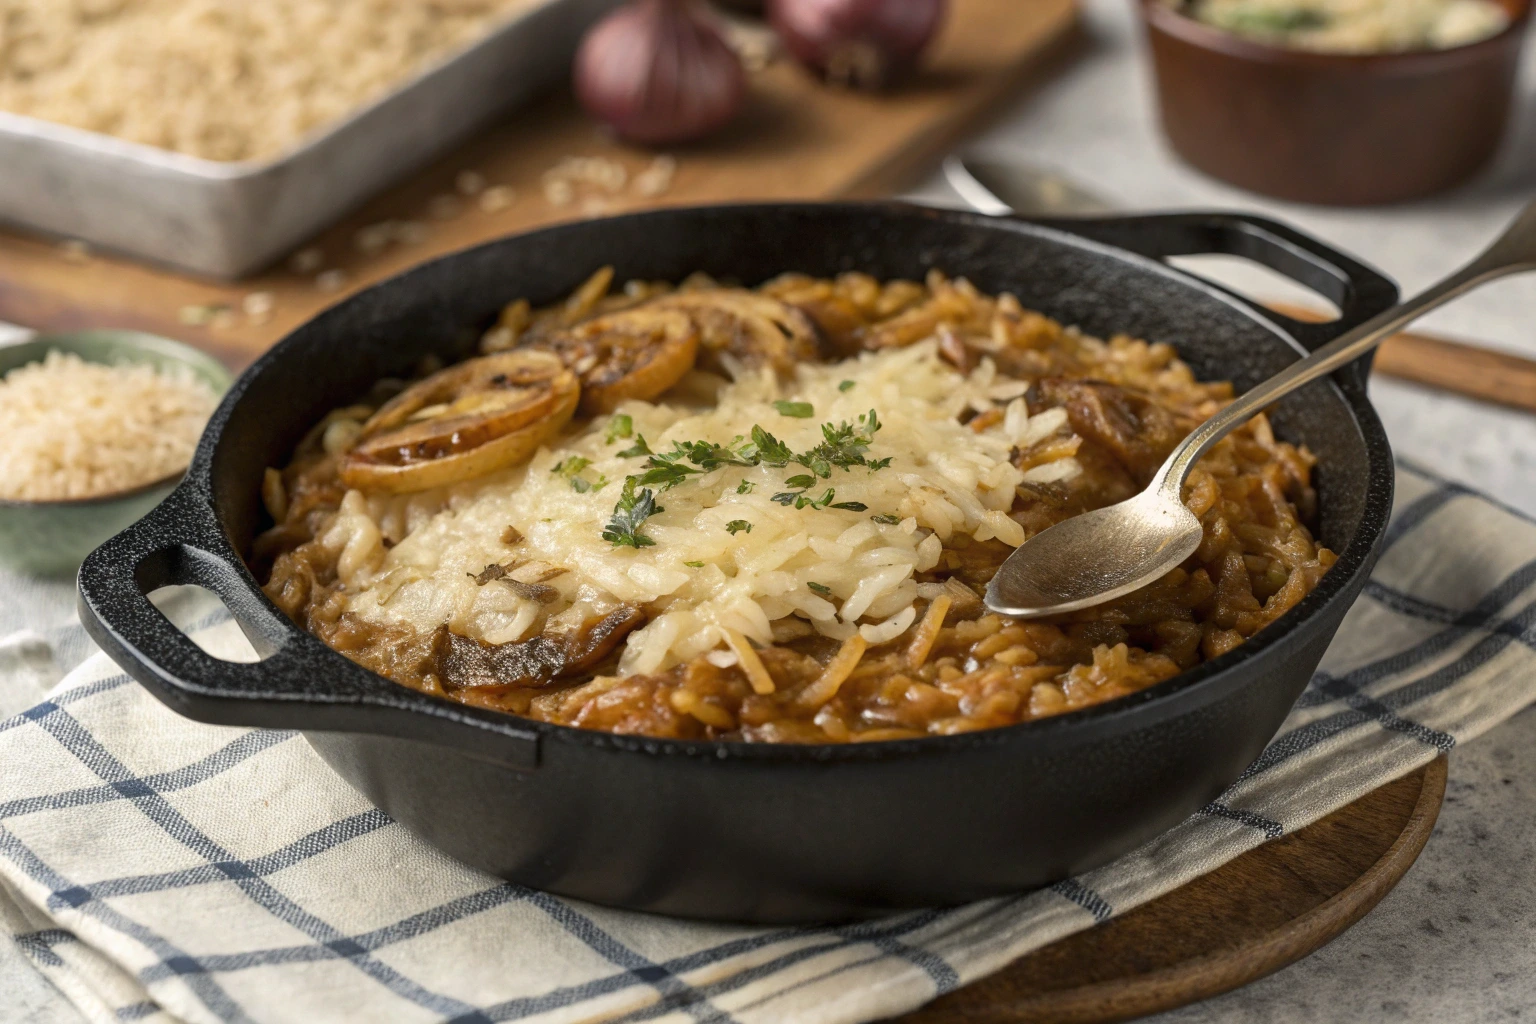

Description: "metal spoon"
982 198 1536 618
943 154 1113 217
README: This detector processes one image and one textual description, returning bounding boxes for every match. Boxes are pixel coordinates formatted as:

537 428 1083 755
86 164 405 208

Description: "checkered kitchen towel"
2 461 1535 1024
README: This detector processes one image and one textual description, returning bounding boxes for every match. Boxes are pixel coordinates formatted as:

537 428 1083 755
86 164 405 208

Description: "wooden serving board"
906 757 1448 1024
0 0 1078 370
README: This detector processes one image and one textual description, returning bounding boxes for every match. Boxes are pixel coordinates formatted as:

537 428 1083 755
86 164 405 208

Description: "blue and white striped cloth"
2 461 1533 1024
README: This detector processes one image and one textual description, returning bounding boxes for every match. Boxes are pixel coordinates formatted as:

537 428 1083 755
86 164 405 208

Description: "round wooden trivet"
902 757 1448 1024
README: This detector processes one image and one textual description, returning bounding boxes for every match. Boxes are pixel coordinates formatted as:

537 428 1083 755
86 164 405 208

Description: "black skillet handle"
76 484 541 766
1034 212 1401 381
77 483 295 709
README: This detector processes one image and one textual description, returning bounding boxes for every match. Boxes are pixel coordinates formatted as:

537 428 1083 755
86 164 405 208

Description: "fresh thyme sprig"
603 407 890 544
795 410 891 479
616 410 890 483
769 483 866 512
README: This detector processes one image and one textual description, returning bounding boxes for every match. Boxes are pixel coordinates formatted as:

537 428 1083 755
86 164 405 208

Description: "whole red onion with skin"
574 0 746 146
768 0 946 89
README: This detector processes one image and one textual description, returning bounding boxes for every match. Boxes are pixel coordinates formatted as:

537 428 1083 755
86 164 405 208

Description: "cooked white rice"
0 351 218 501
328 341 1083 676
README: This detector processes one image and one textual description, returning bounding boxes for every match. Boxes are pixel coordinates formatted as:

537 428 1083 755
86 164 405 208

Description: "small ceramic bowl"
0 331 232 578
1140 0 1532 205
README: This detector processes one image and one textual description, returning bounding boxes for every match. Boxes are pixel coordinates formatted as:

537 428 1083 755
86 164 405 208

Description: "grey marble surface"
3 2 1534 1019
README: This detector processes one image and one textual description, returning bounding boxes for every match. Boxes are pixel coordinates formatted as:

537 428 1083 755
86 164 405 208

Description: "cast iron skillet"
77 203 1398 924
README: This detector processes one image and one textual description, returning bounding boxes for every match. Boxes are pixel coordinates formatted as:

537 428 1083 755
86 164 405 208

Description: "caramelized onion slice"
540 307 699 415
650 289 820 375
340 350 579 494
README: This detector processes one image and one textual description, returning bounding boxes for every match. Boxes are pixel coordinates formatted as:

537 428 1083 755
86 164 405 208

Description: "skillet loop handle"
76 484 300 709
1036 212 1401 379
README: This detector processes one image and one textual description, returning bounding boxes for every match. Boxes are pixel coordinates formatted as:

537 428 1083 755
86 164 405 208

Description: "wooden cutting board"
0 0 1078 369
906 758 1447 1023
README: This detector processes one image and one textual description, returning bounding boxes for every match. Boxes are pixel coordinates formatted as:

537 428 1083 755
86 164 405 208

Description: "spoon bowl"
985 489 1203 617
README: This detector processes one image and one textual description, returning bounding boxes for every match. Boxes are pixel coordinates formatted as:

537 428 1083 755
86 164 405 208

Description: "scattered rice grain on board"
289 247 325 274
455 171 487 196
633 155 677 197
479 186 516 212
428 195 463 221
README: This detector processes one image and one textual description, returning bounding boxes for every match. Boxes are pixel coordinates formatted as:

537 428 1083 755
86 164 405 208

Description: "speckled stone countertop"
3 3 1534 1017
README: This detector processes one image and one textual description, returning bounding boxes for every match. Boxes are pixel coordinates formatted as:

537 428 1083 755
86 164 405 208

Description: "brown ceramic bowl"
1140 0 1531 205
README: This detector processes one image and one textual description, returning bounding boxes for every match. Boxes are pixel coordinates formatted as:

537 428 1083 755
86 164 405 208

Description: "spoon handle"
1151 201 1536 499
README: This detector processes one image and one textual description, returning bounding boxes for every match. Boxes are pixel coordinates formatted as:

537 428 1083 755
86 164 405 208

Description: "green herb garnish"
796 409 890 479
772 486 839 511
684 560 705 568
635 461 699 491
774 400 814 418
602 477 663 549
625 436 763 492
664 437 756 471
744 425 793 466
616 435 654 459
605 413 634 443
725 520 752 535
807 582 833 597
838 380 855 392
871 513 902 525
601 410 888 538
553 456 606 493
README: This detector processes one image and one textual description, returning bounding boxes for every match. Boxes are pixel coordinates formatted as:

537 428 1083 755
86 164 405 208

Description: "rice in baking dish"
257 270 1335 742
0 0 541 161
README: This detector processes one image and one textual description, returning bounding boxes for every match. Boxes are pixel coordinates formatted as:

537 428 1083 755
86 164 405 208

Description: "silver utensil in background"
943 154 1114 217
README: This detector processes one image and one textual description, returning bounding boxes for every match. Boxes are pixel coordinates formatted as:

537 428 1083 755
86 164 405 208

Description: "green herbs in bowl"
0 330 232 578
1169 0 1512 53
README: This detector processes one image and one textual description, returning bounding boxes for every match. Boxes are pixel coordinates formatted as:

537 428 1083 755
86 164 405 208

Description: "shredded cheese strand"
723 628 776 695
797 634 868 709
905 594 953 670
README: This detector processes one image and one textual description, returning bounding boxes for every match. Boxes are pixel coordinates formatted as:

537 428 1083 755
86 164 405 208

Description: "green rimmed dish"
0 330 232 578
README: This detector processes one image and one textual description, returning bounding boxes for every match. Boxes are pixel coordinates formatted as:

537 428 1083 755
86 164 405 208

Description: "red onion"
574 0 746 146
768 0 946 89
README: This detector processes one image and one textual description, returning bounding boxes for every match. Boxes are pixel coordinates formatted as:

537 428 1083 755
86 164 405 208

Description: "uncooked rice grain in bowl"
0 351 218 502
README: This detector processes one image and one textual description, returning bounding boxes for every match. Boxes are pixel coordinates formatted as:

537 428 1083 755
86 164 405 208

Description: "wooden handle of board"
1271 303 1536 415
1372 331 1536 414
